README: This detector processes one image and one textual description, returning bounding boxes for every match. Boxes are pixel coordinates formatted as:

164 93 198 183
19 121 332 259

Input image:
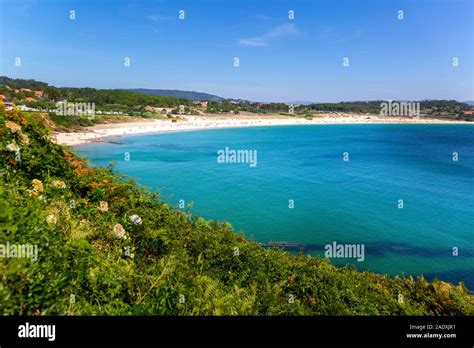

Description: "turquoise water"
77 124 474 288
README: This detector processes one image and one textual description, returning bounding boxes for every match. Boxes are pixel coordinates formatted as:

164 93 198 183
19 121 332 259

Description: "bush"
1 105 473 315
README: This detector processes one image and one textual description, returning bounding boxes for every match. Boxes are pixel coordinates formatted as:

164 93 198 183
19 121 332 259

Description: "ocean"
76 124 474 288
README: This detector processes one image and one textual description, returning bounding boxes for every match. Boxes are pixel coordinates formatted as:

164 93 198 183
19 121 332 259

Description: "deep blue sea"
76 124 474 288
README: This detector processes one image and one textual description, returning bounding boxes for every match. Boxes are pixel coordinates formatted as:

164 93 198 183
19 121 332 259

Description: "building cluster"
1 87 46 110
192 101 208 108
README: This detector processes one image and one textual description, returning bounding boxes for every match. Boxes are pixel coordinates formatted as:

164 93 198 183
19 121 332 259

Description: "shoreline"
52 114 473 146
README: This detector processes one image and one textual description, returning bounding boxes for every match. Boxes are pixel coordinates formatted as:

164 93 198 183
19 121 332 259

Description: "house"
18 105 35 111
2 98 14 110
25 97 36 102
14 88 33 94
34 90 44 97
192 101 208 108
463 110 474 115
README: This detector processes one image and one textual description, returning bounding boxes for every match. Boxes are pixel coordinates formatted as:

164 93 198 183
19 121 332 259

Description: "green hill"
0 76 188 108
128 88 225 102
0 105 473 315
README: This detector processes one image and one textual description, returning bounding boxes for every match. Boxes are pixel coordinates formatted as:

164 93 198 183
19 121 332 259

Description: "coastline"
52 114 472 146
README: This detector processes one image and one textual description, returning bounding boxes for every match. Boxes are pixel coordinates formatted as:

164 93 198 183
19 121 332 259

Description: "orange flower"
73 167 93 176
6 157 17 166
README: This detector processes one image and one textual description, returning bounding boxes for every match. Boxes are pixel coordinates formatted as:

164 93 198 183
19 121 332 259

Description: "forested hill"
1 76 472 121
0 76 188 108
0 76 223 105
128 88 225 102
0 76 49 91
1 76 471 113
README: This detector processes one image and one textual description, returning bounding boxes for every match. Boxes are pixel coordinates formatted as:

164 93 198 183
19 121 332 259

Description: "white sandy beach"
52 114 471 146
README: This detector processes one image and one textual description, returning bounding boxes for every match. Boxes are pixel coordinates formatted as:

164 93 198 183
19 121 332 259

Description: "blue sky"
1 0 473 102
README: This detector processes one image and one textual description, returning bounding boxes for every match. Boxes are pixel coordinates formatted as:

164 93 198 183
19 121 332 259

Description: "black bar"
0 316 473 346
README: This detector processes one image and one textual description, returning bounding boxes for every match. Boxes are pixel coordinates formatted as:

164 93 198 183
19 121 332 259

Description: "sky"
0 0 473 102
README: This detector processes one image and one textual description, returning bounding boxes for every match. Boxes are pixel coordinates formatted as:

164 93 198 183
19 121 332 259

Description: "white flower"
129 214 142 225
6 143 20 152
19 132 29 145
46 214 57 224
5 121 21 133
32 179 44 193
98 201 108 212
52 180 66 189
26 189 37 197
113 223 126 238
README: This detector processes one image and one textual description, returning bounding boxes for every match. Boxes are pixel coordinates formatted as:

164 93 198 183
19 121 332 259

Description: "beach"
53 114 471 146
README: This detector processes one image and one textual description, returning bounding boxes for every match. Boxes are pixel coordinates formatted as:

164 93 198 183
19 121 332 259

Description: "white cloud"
238 23 300 47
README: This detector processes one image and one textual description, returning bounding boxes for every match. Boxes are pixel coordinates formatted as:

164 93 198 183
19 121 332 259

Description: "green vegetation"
48 112 96 128
0 76 189 117
207 101 291 114
1 106 473 315
307 101 385 113
206 100 472 120
130 88 225 102
1 77 472 121
43 88 187 109
0 76 48 91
